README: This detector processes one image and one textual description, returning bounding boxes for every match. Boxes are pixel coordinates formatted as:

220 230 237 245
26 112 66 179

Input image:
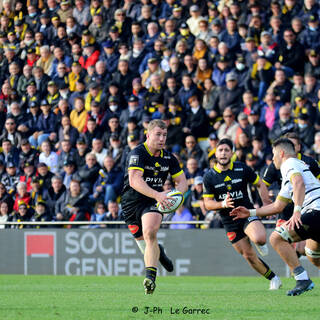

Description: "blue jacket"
50 55 73 78
93 167 124 195
177 84 199 109
37 112 57 134
99 52 120 75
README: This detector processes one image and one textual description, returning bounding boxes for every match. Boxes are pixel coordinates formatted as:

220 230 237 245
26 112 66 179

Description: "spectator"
259 92 281 131
269 105 296 143
60 179 91 222
103 200 124 228
13 182 31 212
70 97 88 134
8 202 33 228
45 175 67 218
169 204 195 229
297 113 315 148
92 155 123 205
0 182 14 212
1 162 20 196
217 107 239 143
0 201 10 229
90 201 107 228
185 176 207 222
39 140 59 174
74 152 100 192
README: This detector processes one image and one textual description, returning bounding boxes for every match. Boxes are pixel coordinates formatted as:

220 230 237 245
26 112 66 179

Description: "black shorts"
221 214 260 244
294 209 320 243
121 200 163 239
278 202 294 222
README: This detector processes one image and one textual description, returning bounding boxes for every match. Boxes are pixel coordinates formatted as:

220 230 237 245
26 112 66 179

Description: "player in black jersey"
203 138 282 290
121 120 188 295
263 132 320 257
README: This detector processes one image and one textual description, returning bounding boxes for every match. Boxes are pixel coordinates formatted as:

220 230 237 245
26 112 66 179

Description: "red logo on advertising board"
26 234 54 257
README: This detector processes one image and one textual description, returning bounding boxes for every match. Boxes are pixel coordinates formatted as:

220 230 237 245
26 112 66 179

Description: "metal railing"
0 220 276 226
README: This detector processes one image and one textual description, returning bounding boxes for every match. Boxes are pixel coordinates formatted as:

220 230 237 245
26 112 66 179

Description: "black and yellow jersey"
121 142 183 205
263 153 320 187
203 161 259 215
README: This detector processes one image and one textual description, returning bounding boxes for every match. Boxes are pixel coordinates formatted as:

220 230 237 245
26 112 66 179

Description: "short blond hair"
147 119 167 132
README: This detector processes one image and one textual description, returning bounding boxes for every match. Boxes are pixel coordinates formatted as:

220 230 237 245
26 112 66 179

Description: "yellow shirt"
70 109 88 133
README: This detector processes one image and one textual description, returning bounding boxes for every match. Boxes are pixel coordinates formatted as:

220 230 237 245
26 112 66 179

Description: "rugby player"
263 132 320 256
121 119 188 295
203 138 282 290
231 138 320 296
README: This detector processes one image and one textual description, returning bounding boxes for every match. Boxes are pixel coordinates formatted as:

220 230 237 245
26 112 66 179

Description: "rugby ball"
157 190 184 213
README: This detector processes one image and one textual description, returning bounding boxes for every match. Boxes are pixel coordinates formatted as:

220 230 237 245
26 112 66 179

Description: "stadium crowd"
0 0 320 228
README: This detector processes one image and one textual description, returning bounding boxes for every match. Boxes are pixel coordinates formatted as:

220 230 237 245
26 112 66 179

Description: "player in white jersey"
231 138 320 296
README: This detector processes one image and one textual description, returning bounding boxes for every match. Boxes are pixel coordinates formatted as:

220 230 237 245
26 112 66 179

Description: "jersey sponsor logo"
160 166 169 171
164 156 170 159
215 183 225 188
232 179 242 184
218 190 243 200
129 155 139 166
145 177 163 184
227 232 236 242
234 168 243 171
128 224 139 235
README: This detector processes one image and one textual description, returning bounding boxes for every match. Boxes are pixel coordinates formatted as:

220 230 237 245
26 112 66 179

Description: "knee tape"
135 239 146 255
305 247 320 259
275 225 294 243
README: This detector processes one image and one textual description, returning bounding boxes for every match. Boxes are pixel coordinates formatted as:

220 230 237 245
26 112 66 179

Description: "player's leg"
141 212 162 294
232 236 281 289
269 229 314 296
305 239 320 268
301 210 320 268
135 237 174 272
244 219 269 256
295 240 306 257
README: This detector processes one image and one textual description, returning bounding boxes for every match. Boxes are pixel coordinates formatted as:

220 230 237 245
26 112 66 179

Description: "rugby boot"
287 279 314 296
143 278 156 295
269 275 282 290
159 244 174 272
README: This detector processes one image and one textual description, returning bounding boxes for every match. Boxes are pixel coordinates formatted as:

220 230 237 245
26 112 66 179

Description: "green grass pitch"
0 275 319 320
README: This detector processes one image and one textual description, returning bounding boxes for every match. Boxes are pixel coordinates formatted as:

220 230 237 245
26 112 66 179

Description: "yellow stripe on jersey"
262 179 271 187
143 142 153 156
290 172 301 183
252 175 260 185
128 167 144 172
172 170 183 179
203 194 214 198
277 195 292 203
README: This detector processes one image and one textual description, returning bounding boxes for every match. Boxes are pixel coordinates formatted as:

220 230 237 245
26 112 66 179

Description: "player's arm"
255 178 272 205
203 192 234 210
129 169 171 208
230 196 288 219
172 171 188 194
287 173 305 230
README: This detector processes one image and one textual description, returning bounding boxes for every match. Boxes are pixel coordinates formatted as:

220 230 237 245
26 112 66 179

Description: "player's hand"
230 206 250 220
222 192 234 209
156 191 174 210
286 210 302 230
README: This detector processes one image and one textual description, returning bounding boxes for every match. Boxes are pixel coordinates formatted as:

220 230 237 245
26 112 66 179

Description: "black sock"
146 267 157 282
259 258 276 280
